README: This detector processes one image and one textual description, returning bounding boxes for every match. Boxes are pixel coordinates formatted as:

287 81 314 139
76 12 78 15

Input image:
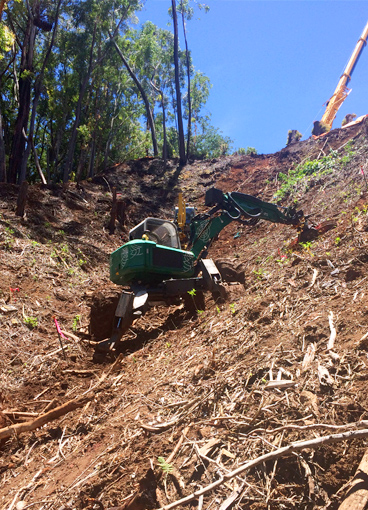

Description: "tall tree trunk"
8 17 37 183
109 35 159 157
151 82 167 166
161 98 167 167
76 147 88 182
0 112 6 182
19 0 61 183
171 0 186 166
63 23 97 183
88 138 96 178
180 1 191 159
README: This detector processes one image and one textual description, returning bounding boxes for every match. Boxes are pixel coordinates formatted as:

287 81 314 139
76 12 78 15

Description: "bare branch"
156 428 368 510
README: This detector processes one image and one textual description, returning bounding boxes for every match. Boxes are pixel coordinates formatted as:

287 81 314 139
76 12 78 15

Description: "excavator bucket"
297 220 336 243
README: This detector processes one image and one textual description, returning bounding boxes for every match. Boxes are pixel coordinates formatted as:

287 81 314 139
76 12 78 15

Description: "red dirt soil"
0 119 368 510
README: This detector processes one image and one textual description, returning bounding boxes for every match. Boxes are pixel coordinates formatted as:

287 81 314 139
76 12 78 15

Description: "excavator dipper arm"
188 188 306 258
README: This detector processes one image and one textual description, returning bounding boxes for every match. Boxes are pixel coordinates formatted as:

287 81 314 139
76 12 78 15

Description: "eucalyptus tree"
18 0 62 184
170 0 186 165
0 7 14 181
62 0 142 182
185 70 210 156
124 22 177 160
3 0 55 183
108 32 159 157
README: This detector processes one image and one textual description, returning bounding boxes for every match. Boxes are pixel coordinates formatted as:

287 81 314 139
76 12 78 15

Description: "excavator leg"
94 291 134 353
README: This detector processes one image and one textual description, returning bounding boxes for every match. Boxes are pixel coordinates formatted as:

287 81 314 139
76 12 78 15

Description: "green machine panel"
110 240 196 285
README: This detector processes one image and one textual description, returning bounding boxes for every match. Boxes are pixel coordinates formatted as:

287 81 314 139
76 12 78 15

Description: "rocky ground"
1 119 368 510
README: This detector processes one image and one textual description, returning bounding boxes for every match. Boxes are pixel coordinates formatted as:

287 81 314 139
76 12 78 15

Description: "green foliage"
2 226 14 250
253 268 265 279
299 241 313 251
190 119 233 159
157 457 173 474
72 315 81 332
0 0 231 182
286 130 302 146
274 149 339 200
0 24 14 59
24 316 38 329
235 146 258 156
76 249 87 268
246 147 257 155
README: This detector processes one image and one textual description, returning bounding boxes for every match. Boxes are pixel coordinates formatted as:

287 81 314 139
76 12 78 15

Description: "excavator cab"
129 218 181 249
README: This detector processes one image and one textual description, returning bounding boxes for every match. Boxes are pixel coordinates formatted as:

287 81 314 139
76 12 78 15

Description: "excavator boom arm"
188 188 305 258
320 21 368 130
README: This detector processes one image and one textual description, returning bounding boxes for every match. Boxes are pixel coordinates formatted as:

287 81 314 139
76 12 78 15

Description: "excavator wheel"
215 259 246 284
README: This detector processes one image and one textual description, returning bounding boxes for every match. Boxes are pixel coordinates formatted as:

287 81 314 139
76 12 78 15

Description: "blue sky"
136 1 368 155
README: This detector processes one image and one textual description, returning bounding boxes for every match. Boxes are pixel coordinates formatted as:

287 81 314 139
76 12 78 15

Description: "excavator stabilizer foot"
94 291 134 354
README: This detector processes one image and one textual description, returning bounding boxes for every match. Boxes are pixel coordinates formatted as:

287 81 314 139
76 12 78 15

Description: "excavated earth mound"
1 119 368 510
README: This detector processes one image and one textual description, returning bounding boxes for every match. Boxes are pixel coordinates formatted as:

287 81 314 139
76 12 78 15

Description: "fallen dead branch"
327 310 337 350
338 447 368 509
250 419 368 435
302 342 316 372
265 380 296 390
2 411 39 421
0 396 91 441
140 395 205 432
155 428 368 510
310 268 318 287
356 330 368 349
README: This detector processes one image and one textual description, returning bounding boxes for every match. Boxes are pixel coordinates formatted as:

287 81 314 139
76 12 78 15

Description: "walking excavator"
312 20 368 136
91 187 317 353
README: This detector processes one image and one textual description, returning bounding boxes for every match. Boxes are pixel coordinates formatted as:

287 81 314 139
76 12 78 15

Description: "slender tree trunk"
62 75 89 182
53 116 66 178
76 147 88 182
180 2 191 160
19 0 61 184
171 0 186 165
0 112 6 182
63 24 97 183
161 99 167 167
151 82 167 166
8 17 37 183
88 138 96 178
109 35 159 157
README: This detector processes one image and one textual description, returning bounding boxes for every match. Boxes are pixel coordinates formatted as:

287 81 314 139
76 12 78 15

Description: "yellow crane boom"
313 20 368 135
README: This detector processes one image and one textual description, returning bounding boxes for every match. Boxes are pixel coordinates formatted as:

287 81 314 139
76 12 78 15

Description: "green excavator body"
94 187 316 353
109 188 307 287
110 239 196 285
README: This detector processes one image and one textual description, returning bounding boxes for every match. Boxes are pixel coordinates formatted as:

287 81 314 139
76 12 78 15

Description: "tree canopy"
0 0 233 184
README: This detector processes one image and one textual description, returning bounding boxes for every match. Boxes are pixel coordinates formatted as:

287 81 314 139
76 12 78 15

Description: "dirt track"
1 120 368 509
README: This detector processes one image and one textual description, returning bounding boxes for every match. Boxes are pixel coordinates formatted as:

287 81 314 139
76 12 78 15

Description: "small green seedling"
24 316 38 329
157 457 173 475
72 314 81 332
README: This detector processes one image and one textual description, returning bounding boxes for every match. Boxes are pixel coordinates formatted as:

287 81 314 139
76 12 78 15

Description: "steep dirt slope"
0 120 368 510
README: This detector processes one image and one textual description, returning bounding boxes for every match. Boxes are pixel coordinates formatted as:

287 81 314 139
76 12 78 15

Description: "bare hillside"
1 119 368 510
